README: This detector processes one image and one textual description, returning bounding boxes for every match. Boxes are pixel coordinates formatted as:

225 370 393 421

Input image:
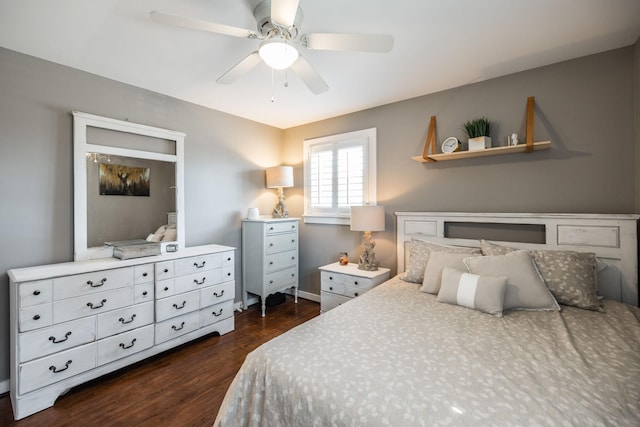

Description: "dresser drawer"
97 324 154 366
19 280 53 308
222 251 234 267
19 317 96 363
174 269 223 294
265 221 298 235
265 233 298 255
97 301 154 339
19 342 97 395
265 266 297 294
53 267 134 301
134 282 154 304
265 250 297 273
155 261 174 281
19 304 53 332
156 290 200 322
156 278 175 299
174 253 223 276
134 264 154 284
200 299 234 327
155 311 200 344
200 281 235 308
321 271 346 285
320 280 346 296
53 287 135 324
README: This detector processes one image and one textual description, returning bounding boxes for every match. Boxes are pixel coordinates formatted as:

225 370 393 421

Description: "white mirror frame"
72 111 185 261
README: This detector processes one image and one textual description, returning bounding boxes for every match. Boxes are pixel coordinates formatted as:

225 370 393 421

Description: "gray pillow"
480 240 602 311
420 251 482 294
401 239 481 284
437 267 508 317
464 250 560 311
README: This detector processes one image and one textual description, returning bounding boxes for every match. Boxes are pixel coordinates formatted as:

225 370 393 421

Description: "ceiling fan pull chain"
284 68 289 88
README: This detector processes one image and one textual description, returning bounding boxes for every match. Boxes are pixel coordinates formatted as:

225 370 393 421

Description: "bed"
215 213 640 426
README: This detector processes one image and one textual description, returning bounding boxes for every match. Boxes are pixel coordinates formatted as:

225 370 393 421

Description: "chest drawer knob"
119 338 137 349
143 272 148 277
212 308 224 317
173 301 187 310
49 331 72 344
33 290 41 296
227 272 232 276
194 277 206 285
329 276 333 280
269 261 274 265
164 286 169 291
142 291 148 296
49 360 72 373
227 257 232 261
172 322 185 331
193 261 206 268
164 268 169 273
87 299 107 309
214 290 225 298
269 227 274 231
33 314 41 320
269 280 274 284
87 278 107 288
119 314 137 324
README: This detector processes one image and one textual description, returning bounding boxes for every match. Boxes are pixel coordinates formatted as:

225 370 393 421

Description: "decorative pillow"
480 240 602 311
420 251 482 294
437 267 508 317
402 239 481 284
464 250 560 311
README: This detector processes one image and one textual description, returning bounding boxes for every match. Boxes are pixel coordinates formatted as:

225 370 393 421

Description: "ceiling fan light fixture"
259 38 299 70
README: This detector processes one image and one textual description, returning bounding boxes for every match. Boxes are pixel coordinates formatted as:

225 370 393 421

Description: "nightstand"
319 262 390 313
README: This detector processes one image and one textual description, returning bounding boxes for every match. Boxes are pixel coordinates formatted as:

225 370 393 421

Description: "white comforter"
215 277 640 426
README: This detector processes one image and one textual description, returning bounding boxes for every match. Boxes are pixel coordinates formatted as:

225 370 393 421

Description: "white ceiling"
1 0 639 129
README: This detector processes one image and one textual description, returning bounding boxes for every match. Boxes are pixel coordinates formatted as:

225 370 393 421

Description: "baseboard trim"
0 378 9 394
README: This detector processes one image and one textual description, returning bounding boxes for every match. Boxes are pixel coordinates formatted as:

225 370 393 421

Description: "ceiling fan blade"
305 33 394 52
150 11 257 39
270 0 300 29
290 56 329 95
216 51 262 84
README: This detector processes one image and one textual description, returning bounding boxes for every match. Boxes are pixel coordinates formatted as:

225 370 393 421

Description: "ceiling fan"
150 0 394 94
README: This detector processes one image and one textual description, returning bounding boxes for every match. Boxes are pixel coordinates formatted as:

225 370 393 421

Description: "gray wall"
284 46 638 297
635 37 640 212
0 48 283 385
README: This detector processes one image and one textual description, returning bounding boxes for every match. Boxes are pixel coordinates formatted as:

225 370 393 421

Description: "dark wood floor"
0 296 319 426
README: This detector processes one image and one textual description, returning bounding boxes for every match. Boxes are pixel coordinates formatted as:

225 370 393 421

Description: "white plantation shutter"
304 128 376 225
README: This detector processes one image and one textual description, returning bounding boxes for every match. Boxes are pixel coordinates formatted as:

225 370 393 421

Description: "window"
303 128 377 225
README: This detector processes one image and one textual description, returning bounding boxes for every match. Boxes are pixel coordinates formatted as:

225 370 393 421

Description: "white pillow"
437 267 508 317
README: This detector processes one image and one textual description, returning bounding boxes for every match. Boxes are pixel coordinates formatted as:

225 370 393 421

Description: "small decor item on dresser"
105 239 161 259
462 117 492 151
350 205 385 271
339 252 349 265
247 207 259 220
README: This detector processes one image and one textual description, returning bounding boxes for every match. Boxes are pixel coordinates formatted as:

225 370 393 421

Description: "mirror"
73 111 185 261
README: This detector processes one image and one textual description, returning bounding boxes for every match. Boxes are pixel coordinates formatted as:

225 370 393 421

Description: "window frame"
303 128 377 225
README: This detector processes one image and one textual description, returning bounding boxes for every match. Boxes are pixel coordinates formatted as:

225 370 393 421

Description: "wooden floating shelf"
412 140 551 163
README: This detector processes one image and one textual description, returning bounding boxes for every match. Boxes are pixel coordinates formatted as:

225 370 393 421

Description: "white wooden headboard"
396 212 639 306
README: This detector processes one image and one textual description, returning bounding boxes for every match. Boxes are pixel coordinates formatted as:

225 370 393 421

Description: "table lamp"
350 205 385 270
266 166 293 218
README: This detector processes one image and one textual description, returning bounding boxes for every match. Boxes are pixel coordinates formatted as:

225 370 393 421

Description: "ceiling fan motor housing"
254 0 303 39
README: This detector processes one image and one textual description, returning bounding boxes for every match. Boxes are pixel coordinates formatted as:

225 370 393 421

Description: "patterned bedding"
214 276 640 426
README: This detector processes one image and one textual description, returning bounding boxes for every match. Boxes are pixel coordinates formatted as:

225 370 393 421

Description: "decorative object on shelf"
462 117 492 151
247 207 259 220
339 252 349 265
441 137 460 154
350 205 385 271
507 133 519 146
266 166 293 218
412 97 549 163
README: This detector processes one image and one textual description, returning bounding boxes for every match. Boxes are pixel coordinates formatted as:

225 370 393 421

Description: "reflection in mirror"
86 153 176 248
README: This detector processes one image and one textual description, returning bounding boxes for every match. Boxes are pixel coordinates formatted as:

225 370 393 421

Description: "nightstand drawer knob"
329 276 333 280
354 292 359 297
142 291 148 296
269 280 274 284
354 281 358 285
164 268 169 273
269 261 274 265
164 287 169 291
329 287 333 291
33 290 41 296
33 314 41 320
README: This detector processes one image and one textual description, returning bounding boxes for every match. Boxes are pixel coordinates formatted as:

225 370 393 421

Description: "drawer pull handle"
269 243 274 247
227 257 231 261
329 276 333 280
269 227 274 231
291 273 295 277
329 286 333 291
354 292 359 297
269 261 274 265
194 261 206 268
291 256 295 260
172 322 185 331
164 286 169 291
142 291 148 296
173 301 187 309
49 332 72 344
212 308 224 317
33 290 41 296
143 272 148 277
49 360 72 373
291 225 295 229
119 338 137 349
291 239 295 243
164 268 169 273
227 272 231 276
87 278 107 288
214 290 225 298
33 314 41 320
354 281 359 285
194 277 206 285
119 314 137 324
269 280 274 284
87 299 107 309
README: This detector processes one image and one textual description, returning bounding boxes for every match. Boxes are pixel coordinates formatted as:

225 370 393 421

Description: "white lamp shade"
259 38 299 70
350 205 385 232
266 166 294 188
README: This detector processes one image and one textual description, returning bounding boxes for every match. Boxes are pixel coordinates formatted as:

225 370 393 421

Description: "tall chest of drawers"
241 217 299 316
8 244 235 420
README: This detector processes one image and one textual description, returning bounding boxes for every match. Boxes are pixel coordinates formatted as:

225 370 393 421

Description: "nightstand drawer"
343 285 366 299
344 276 373 289
321 280 346 295
265 221 298 235
265 250 297 272
321 271 346 285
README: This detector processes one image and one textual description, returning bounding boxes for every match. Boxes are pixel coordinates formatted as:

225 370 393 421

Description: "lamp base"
272 187 289 218
357 231 379 271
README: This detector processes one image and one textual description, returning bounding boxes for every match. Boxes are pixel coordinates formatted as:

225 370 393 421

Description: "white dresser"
8 244 235 420
319 262 390 312
241 217 299 316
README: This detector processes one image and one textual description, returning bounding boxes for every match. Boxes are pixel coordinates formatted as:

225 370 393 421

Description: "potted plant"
462 117 492 151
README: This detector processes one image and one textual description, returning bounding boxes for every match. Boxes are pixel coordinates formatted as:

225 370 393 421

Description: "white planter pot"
468 136 492 151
